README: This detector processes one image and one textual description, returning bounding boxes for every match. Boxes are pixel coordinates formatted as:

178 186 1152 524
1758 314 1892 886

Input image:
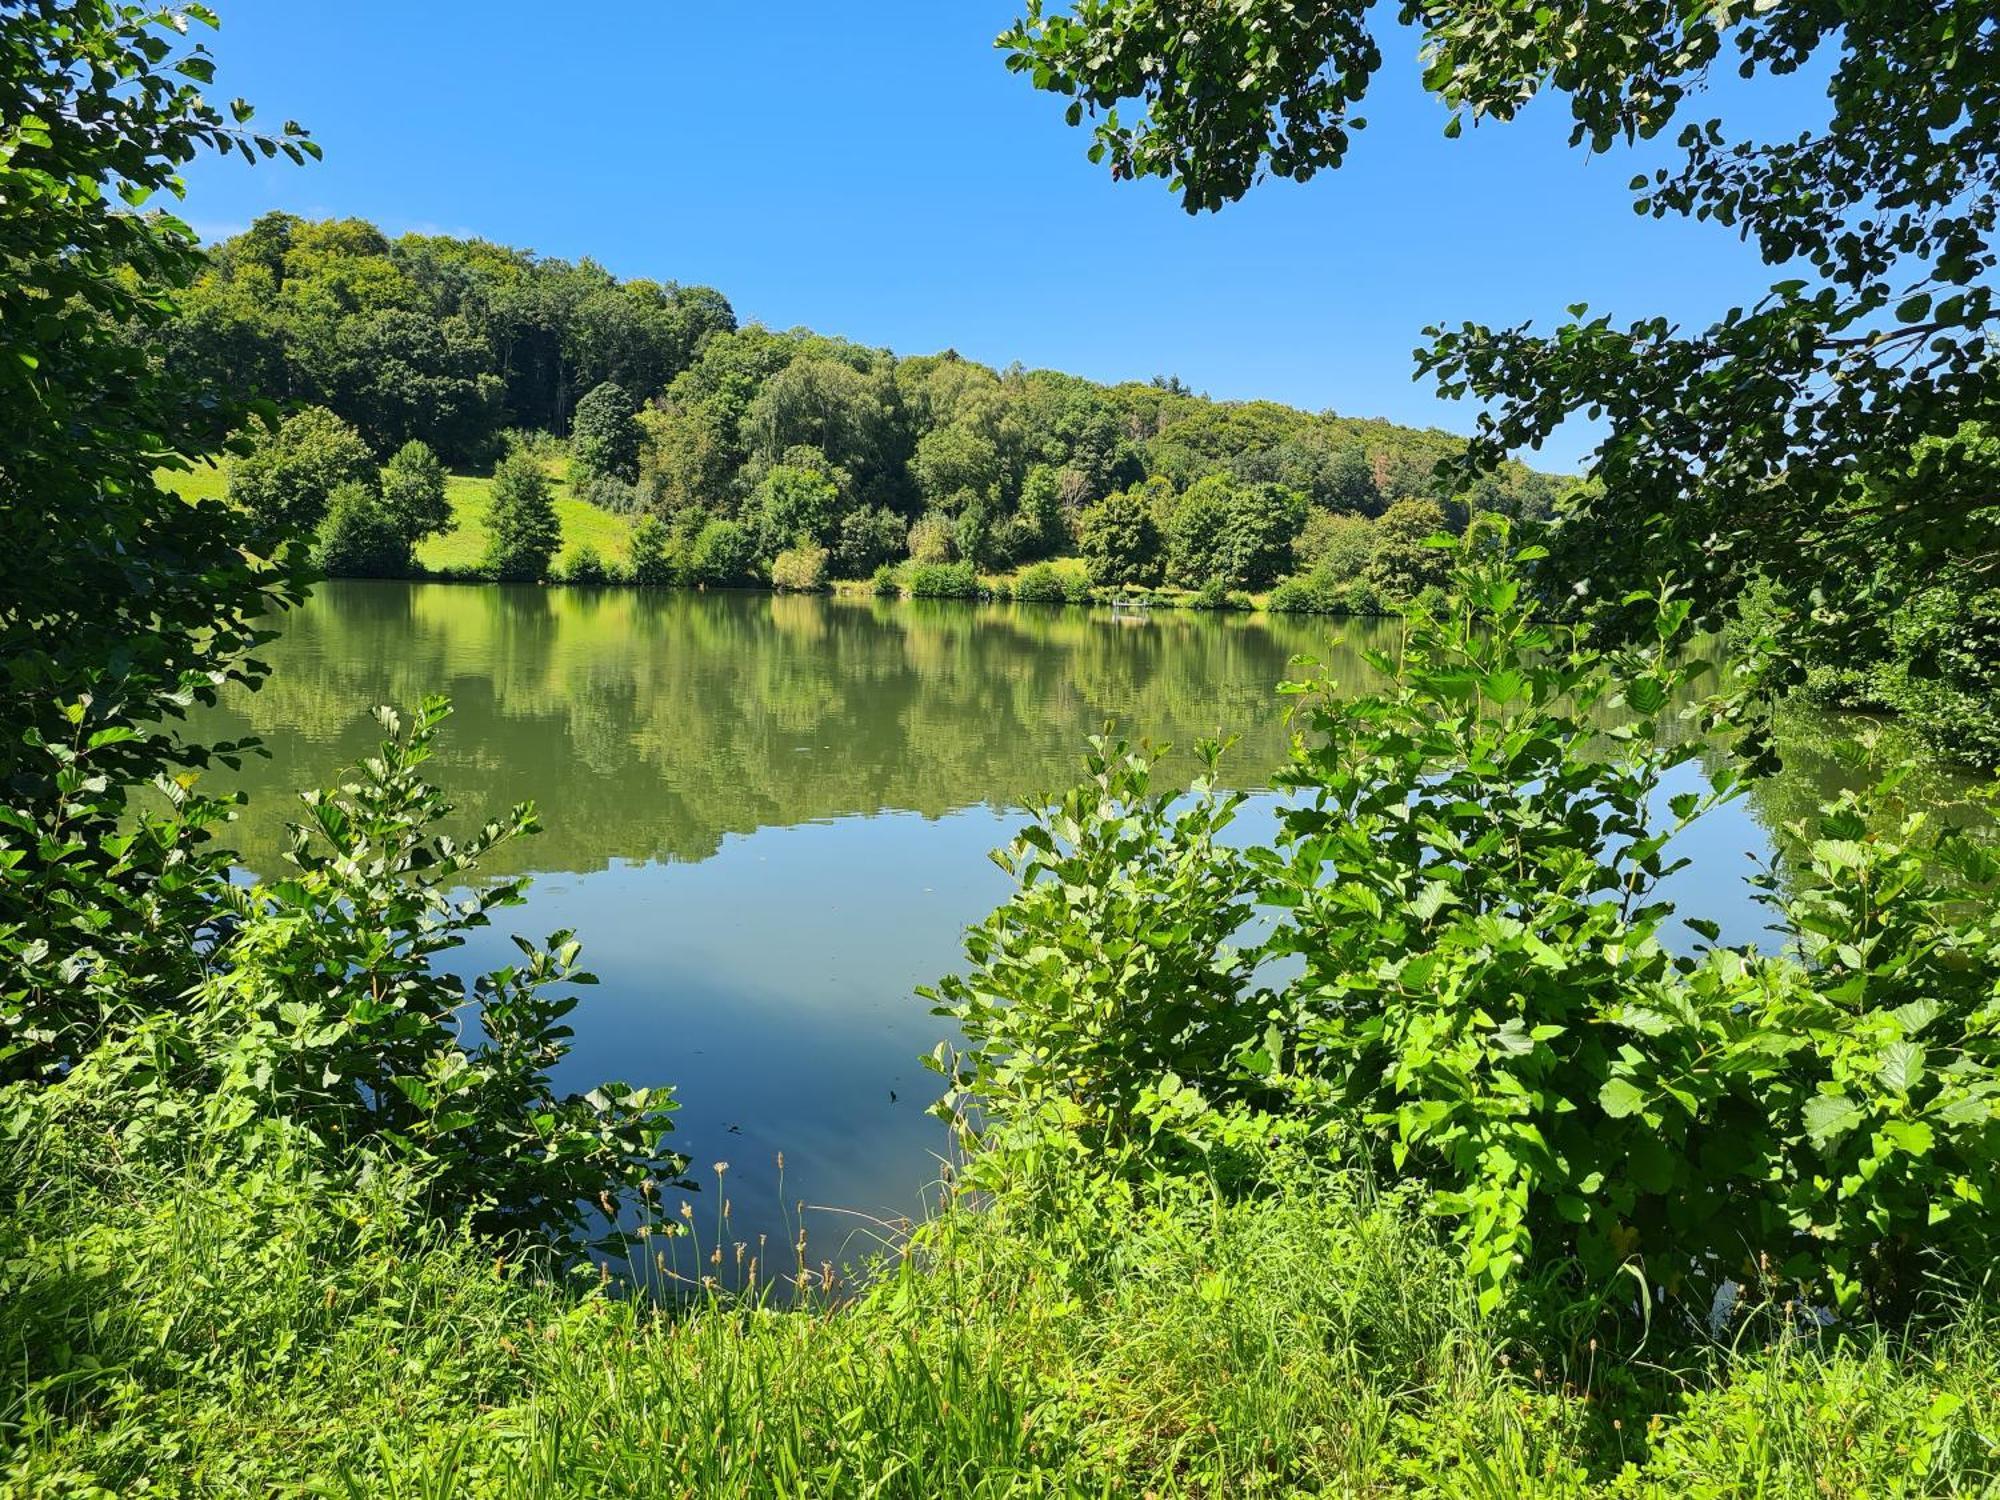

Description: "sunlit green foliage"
482 453 563 582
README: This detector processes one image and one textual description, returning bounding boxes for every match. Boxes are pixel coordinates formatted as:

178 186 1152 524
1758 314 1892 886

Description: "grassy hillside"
158 457 636 575
417 465 635 575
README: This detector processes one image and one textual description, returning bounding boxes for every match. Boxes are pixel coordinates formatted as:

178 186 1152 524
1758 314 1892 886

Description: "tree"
379 439 452 550
1326 446 1380 515
1162 474 1236 588
753 455 843 554
314 481 411 577
912 423 1003 510
0 3 314 1077
835 506 907 577
1077 486 1162 587
1003 0 2000 760
229 405 378 539
570 379 642 483
482 454 561 582
1365 499 1451 604
1223 482 1307 589
628 513 677 585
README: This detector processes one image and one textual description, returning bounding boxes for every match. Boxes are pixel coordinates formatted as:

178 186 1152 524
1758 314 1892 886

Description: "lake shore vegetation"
6 3 2000 1496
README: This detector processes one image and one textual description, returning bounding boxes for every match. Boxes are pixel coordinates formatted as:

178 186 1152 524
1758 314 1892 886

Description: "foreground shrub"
938 527 2000 1332
86 698 680 1244
871 560 903 596
905 560 979 599
927 738 1274 1181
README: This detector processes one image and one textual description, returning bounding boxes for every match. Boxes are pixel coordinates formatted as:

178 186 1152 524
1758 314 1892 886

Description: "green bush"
1013 562 1070 604
686 517 758 586
1268 568 1379 615
927 737 1273 1181
312 480 411 577
871 560 904 596
905 561 980 599
560 544 612 585
940 532 2000 1331
770 542 830 593
1188 577 1252 611
481 453 562 582
627 514 678 585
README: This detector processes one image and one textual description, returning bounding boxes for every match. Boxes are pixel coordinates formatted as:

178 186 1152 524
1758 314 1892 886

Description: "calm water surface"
190 581 1882 1251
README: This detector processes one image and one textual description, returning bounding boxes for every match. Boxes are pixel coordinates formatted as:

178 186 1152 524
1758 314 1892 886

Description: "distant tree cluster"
189 215 1565 593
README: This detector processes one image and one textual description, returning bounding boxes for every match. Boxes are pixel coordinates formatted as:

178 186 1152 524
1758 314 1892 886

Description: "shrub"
770 542 830 593
905 561 980 599
569 381 641 484
1267 570 1341 613
43 700 681 1246
481 453 562 582
685 517 758 586
581 472 640 514
229 405 378 539
907 511 955 565
871 561 904 596
835 505 907 577
1188 577 1251 611
1013 563 1070 604
499 427 567 465
560 544 611 585
312 481 411 577
926 738 1272 1181
627 514 677 585
941 530 2000 1332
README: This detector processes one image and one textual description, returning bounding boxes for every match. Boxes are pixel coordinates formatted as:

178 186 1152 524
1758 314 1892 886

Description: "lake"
189 580 1897 1259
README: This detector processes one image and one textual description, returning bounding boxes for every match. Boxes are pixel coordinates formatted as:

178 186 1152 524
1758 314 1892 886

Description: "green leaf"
1803 1094 1865 1148
1599 1077 1647 1119
1879 1041 1925 1096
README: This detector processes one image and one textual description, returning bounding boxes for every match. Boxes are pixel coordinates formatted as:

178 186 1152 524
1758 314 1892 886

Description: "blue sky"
180 2 1832 470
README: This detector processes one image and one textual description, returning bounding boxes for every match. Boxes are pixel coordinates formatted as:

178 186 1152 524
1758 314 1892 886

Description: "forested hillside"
170 214 1565 602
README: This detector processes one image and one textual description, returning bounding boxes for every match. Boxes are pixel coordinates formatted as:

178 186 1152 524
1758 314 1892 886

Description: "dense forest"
170 213 1563 606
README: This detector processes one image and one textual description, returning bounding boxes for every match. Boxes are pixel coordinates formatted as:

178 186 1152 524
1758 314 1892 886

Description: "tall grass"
5 1126 1997 1497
